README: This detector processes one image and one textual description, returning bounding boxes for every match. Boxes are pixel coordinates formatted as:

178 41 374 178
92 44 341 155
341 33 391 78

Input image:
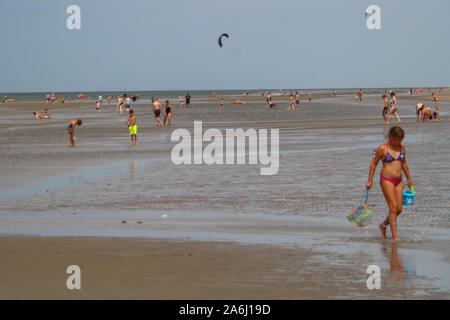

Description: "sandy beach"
1 92 449 299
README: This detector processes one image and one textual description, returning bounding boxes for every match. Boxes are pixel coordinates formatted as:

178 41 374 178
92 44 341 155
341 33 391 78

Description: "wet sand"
1 235 447 300
1 93 449 299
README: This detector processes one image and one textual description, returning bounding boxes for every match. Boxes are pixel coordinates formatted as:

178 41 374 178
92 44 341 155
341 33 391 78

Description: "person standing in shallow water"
163 100 173 126
67 119 82 146
432 92 440 121
366 126 413 241
382 95 390 124
152 98 163 126
219 98 224 112
185 93 191 108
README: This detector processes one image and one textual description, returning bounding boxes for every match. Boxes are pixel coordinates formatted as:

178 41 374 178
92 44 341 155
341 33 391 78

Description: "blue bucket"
402 186 415 206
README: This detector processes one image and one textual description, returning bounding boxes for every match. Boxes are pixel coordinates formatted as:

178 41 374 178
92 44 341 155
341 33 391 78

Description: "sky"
0 0 449 92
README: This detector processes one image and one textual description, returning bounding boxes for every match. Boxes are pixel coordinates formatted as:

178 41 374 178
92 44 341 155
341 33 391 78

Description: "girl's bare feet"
379 224 387 240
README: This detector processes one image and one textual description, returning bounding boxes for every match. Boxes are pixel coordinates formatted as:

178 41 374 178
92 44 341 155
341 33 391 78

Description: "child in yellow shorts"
126 109 137 145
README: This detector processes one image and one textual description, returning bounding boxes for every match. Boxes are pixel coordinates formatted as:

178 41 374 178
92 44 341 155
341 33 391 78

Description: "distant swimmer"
295 91 301 110
389 92 401 123
432 92 440 120
125 109 137 145
67 119 82 146
219 98 224 112
163 100 173 126
152 98 163 126
366 126 413 241
382 95 390 124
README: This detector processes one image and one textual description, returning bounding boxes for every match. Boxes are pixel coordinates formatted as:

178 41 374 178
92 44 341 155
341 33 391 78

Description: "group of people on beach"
382 91 440 124
45 93 65 104
266 91 310 110
415 93 440 121
24 87 448 242
178 94 191 108
151 97 173 127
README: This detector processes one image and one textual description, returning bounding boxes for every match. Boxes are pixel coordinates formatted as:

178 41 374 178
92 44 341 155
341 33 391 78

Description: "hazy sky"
1 0 449 92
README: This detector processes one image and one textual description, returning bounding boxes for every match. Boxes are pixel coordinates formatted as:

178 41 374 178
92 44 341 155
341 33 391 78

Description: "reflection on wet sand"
383 242 405 282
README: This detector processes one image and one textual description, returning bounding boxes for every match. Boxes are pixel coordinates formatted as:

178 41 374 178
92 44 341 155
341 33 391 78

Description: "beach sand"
1 92 449 299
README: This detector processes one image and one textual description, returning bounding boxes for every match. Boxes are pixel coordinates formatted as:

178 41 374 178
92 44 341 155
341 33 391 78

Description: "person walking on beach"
389 92 401 123
46 93 50 103
366 126 413 241
96 100 101 113
185 93 191 108
125 96 132 111
107 96 113 105
163 100 173 126
382 95 390 124
152 98 163 126
125 109 137 145
288 93 295 110
432 92 440 120
266 92 272 108
359 89 363 102
179 95 185 108
295 91 301 110
219 98 224 112
116 96 124 113
67 119 82 146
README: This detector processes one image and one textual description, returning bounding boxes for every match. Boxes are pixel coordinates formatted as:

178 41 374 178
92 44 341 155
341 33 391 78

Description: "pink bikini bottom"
380 176 403 187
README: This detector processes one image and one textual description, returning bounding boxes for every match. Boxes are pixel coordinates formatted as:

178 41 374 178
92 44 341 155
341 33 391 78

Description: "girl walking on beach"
366 126 413 241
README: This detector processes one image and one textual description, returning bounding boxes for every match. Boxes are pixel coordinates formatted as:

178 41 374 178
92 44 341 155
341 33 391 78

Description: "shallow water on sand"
0 94 449 298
